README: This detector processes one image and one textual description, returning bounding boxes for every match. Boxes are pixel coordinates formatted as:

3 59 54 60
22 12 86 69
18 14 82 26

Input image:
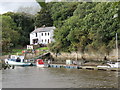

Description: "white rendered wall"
40 32 51 44
30 33 38 44
30 29 54 45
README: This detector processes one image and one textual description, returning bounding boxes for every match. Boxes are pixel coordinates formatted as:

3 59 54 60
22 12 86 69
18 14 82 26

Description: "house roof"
31 26 55 33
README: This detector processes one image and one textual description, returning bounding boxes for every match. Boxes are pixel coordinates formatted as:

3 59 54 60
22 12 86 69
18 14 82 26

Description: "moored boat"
107 33 120 68
36 59 45 67
106 33 120 68
5 55 32 66
6 59 32 66
107 61 120 68
97 65 110 68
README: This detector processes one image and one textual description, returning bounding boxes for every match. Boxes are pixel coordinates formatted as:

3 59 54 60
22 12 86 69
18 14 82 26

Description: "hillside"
1 2 120 57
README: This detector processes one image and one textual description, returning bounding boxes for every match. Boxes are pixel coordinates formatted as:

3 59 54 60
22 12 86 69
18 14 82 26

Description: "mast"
116 33 118 61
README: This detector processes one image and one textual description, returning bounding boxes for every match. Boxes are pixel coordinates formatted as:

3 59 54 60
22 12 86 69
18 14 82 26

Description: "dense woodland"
1 2 120 55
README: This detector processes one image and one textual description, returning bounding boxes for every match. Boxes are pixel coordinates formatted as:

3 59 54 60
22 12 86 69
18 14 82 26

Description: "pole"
76 51 78 65
116 33 118 61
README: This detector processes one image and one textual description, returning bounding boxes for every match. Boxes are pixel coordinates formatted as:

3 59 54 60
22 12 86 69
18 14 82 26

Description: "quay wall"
0 55 9 60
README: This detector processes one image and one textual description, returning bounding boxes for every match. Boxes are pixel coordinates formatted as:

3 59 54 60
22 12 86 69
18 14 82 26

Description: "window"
42 39 43 42
42 33 43 36
36 33 37 37
45 33 47 36
48 39 49 43
48 33 49 36
45 39 46 42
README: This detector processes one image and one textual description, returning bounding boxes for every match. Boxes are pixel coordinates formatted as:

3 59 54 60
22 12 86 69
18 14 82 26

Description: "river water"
2 66 119 88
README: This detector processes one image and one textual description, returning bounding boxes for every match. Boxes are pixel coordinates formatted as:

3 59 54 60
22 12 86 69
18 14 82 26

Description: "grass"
11 49 26 55
2 49 26 55
37 47 48 50
2 47 49 56
37 47 49 55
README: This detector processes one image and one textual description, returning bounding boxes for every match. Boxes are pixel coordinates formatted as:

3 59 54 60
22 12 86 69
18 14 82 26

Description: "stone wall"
51 48 120 62
0 55 9 60
0 53 39 60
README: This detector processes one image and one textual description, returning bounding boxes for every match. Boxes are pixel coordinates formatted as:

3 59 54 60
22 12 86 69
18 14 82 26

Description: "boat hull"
7 61 32 66
97 66 110 68
107 62 120 68
36 64 45 67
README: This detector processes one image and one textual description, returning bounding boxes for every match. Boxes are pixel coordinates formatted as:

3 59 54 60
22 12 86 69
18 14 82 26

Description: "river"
2 66 119 88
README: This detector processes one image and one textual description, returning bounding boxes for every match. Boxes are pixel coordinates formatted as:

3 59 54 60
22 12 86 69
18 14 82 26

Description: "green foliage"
36 0 46 8
1 15 20 52
2 2 120 56
112 1 120 21
35 5 53 27
35 1 53 27
48 2 120 55
37 47 48 50
3 12 35 46
50 2 79 27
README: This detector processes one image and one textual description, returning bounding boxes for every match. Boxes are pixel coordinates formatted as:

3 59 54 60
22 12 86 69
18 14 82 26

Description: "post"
76 51 78 65
116 33 118 61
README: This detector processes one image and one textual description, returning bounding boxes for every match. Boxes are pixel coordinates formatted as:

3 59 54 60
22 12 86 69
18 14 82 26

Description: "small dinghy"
36 59 45 67
107 61 120 68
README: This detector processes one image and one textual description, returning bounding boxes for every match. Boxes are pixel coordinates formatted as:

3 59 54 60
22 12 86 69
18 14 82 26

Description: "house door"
33 39 38 44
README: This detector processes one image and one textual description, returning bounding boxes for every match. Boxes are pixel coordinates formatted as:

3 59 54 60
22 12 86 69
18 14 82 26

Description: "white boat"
5 55 32 66
97 65 110 68
107 61 120 68
107 33 120 68
6 60 32 66
36 59 45 67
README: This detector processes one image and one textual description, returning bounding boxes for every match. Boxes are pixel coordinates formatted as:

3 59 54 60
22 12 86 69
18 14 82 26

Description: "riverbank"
0 46 119 70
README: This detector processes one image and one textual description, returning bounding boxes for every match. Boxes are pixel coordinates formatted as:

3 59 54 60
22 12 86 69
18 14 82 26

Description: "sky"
0 0 118 14
0 0 41 14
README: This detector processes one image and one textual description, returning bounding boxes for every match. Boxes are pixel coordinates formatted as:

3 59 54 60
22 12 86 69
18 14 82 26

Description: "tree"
35 6 53 27
50 2 79 27
36 0 46 8
1 15 20 52
3 12 35 46
48 2 120 56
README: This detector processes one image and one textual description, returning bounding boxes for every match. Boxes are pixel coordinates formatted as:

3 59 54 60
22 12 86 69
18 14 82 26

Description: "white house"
30 26 55 45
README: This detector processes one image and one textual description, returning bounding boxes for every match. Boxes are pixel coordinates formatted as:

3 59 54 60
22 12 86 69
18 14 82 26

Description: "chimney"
35 26 37 30
43 25 45 28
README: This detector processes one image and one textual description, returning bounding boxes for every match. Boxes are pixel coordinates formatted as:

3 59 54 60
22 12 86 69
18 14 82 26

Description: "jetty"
49 64 120 72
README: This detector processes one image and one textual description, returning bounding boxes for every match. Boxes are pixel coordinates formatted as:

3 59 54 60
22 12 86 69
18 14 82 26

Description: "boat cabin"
10 55 25 62
36 59 44 64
